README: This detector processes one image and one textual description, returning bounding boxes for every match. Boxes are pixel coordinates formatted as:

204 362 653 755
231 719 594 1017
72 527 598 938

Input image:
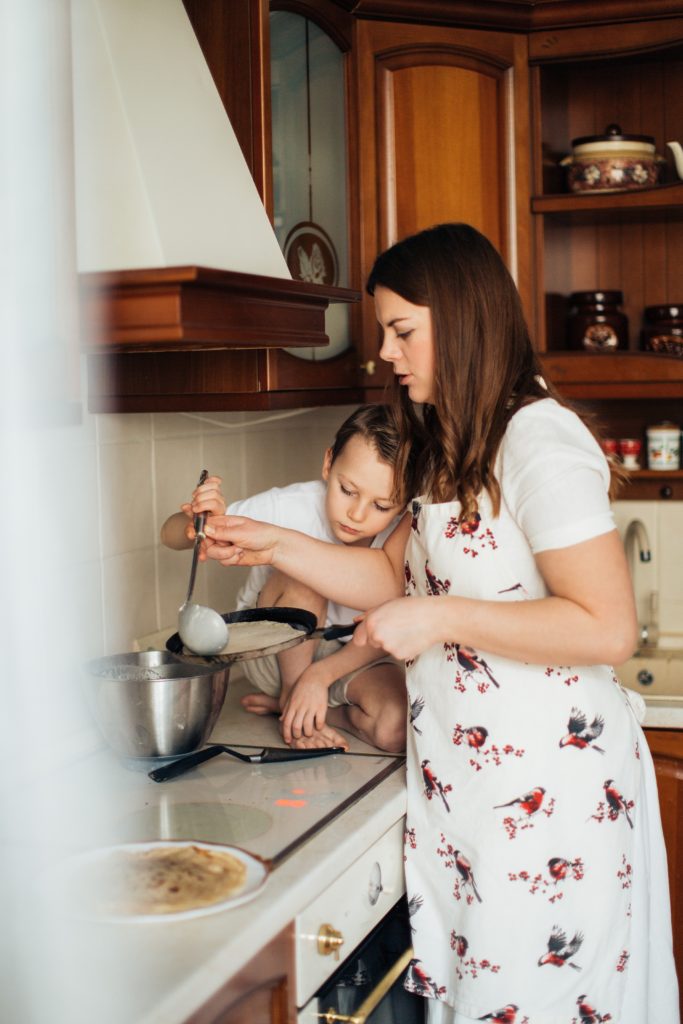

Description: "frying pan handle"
148 744 222 783
260 746 347 762
320 623 357 642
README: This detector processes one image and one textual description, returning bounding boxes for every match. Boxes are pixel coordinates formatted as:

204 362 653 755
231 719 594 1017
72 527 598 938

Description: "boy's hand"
279 669 330 744
180 475 226 524
160 475 227 552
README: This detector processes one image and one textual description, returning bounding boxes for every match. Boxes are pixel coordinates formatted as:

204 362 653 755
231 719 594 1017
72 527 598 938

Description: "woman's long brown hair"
367 223 618 519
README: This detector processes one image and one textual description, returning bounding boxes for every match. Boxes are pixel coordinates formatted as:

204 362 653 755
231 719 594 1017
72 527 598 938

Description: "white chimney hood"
71 0 357 354
71 0 289 278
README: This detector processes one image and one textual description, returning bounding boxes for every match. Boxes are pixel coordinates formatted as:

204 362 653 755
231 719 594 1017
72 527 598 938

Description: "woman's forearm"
359 531 638 667
431 593 637 667
443 531 637 666
204 515 404 611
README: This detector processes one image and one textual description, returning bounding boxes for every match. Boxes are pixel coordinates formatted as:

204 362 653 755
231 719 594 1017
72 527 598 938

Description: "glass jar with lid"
641 304 683 357
567 290 629 352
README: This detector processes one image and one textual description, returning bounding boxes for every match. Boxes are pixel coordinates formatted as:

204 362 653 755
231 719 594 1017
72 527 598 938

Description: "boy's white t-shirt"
227 480 398 629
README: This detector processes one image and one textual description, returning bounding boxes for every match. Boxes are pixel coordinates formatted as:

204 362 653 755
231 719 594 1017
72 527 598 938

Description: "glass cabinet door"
270 9 350 361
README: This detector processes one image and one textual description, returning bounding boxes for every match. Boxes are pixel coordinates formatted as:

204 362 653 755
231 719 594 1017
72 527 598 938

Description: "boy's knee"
259 572 327 619
374 712 407 754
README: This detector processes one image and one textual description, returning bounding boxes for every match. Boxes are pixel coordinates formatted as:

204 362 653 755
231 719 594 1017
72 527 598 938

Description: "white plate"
49 839 270 923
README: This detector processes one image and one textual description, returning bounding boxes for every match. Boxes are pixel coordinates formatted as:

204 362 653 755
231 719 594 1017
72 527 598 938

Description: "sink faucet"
623 519 658 647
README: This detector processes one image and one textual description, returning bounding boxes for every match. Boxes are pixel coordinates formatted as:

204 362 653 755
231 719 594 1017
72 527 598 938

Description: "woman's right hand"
355 596 444 661
203 515 281 567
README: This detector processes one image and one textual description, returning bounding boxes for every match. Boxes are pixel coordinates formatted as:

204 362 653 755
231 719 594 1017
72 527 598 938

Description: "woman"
203 224 678 1023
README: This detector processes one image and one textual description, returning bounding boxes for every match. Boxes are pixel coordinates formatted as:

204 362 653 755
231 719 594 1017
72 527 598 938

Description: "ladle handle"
193 469 209 538
185 470 209 604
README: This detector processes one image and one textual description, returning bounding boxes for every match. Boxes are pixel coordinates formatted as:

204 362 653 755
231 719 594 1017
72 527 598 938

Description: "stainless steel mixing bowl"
83 651 230 759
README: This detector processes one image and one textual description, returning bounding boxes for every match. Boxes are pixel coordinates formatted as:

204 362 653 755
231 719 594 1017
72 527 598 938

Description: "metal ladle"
177 470 229 656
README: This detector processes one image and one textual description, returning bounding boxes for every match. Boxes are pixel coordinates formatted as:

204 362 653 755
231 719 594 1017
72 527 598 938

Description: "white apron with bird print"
401 401 678 1024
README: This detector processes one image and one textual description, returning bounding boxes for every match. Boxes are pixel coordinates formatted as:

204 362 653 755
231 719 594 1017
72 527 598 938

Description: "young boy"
160 405 407 753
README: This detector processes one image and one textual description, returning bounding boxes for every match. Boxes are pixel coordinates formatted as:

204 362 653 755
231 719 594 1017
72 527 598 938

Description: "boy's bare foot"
289 722 350 752
241 693 279 716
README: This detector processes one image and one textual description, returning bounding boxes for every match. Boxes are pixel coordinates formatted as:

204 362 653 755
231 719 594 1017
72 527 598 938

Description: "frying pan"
165 606 356 665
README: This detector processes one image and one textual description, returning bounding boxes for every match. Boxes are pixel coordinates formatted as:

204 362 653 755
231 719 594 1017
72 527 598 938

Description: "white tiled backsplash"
83 407 683 656
612 499 683 642
87 405 359 655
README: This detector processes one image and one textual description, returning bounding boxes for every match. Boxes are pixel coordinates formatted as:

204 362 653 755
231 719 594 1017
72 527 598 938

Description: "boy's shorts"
240 636 395 707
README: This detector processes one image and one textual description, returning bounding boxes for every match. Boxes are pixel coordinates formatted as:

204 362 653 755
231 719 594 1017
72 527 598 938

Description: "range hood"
71 0 356 352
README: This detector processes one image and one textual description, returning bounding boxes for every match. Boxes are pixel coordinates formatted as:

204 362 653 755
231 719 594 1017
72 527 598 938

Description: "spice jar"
567 291 628 352
641 304 683 357
646 422 681 470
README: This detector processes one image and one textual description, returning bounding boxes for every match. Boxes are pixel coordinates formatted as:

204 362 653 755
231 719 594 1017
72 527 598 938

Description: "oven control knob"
317 923 344 960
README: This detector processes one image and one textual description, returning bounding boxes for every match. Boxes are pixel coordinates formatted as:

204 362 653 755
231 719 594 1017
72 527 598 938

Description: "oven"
296 819 425 1024
298 898 424 1024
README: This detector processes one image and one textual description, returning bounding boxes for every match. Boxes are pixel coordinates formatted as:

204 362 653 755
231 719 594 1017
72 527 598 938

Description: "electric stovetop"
58 675 405 867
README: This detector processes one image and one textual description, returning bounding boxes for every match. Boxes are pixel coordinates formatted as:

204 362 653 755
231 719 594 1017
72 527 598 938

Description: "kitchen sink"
616 644 683 700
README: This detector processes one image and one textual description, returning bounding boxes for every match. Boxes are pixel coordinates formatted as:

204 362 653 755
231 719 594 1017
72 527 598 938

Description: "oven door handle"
316 946 414 1024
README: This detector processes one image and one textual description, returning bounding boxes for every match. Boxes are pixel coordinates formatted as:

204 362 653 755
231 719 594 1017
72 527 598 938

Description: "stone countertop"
213 670 391 755
35 668 677 1024
642 696 683 730
47 672 407 1024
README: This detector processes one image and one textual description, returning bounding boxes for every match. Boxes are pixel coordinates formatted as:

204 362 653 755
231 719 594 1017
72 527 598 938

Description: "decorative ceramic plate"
284 220 338 286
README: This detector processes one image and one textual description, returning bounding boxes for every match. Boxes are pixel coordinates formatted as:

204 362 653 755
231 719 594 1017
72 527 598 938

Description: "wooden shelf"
540 352 683 398
531 182 683 222
619 469 683 500
629 469 683 480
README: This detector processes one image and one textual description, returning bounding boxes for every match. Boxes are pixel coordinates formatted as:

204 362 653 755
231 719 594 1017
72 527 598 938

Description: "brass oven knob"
360 360 376 376
317 923 345 960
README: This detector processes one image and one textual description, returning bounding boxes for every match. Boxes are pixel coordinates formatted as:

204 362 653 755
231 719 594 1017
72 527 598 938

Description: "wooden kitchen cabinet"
529 17 683 355
84 1 534 409
354 16 533 393
82 265 363 413
643 728 683 1019
185 923 296 1024
527 12 683 483
179 0 369 403
83 0 683 419
529 21 683 360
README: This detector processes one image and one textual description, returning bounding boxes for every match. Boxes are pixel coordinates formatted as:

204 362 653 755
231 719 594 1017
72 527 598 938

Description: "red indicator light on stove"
291 788 305 795
275 798 308 808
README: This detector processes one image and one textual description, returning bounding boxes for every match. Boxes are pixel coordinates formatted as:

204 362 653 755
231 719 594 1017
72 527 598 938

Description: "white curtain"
0 1 111 1019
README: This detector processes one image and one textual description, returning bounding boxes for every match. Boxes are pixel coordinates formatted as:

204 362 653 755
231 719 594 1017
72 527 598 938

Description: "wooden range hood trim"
79 265 360 353
346 1 683 31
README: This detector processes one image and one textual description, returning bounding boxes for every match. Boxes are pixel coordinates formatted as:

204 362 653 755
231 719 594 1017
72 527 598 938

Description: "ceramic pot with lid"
567 290 628 352
560 124 666 193
641 304 683 357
